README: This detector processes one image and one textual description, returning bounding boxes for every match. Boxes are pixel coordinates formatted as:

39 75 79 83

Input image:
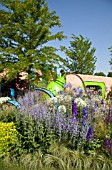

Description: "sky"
46 0 112 75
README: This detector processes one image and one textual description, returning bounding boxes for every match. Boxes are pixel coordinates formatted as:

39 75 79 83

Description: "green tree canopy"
0 0 66 84
94 72 106 77
61 34 97 74
107 72 112 77
109 46 112 69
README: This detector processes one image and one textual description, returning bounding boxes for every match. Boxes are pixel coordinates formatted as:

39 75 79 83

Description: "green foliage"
107 72 112 77
108 46 112 68
0 110 112 169
61 34 97 74
0 0 66 84
0 103 19 121
109 58 112 67
94 72 106 76
0 157 27 170
0 88 112 169
1 143 112 170
45 143 85 170
0 107 55 154
0 122 18 157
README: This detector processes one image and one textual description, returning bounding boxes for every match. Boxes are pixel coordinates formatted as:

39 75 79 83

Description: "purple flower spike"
73 116 78 123
72 101 78 117
82 107 88 119
78 88 83 94
105 109 112 124
101 99 104 105
82 119 87 126
81 107 88 126
86 126 94 142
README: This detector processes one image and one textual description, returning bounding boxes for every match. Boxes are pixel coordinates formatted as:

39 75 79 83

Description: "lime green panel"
47 76 66 96
82 81 105 98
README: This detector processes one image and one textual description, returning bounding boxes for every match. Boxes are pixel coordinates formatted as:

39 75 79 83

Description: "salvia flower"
86 126 94 142
98 89 102 95
81 119 87 126
100 99 104 105
72 101 78 117
81 107 88 126
73 87 83 98
82 107 88 119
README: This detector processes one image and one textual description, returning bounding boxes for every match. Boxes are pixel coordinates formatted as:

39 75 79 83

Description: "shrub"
0 122 18 157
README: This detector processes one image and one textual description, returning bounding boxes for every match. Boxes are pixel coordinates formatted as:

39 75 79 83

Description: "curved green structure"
47 76 66 96
82 81 105 98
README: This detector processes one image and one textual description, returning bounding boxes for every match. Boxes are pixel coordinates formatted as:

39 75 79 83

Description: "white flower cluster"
75 98 87 107
0 97 11 104
56 95 64 103
63 95 72 103
48 94 72 105
47 97 58 105
58 105 66 113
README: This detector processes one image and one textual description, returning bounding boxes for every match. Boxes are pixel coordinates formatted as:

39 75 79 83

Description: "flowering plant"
14 83 111 154
0 97 11 104
0 122 18 157
74 97 87 107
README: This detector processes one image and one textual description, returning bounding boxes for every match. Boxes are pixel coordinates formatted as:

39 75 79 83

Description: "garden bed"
0 84 112 170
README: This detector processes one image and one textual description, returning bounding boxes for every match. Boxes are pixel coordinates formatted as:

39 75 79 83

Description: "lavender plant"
16 89 96 151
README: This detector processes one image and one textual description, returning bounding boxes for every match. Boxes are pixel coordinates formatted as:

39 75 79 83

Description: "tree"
61 34 97 74
94 72 106 77
108 46 112 69
107 72 112 77
0 0 66 85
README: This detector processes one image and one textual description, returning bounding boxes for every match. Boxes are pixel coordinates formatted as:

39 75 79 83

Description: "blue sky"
46 0 112 75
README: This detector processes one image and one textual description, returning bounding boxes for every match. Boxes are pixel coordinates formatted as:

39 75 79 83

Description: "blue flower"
63 82 72 88
72 101 78 117
81 107 88 126
81 119 87 126
101 99 104 105
86 126 94 142
82 107 88 119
